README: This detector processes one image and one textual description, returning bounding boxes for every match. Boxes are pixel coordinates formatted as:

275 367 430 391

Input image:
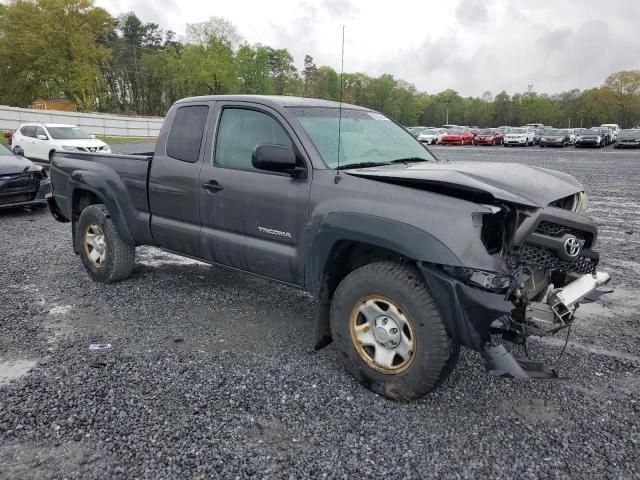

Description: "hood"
0 154 41 175
543 134 564 139
345 161 583 207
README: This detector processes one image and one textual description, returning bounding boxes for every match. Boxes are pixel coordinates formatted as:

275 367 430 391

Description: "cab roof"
174 95 371 111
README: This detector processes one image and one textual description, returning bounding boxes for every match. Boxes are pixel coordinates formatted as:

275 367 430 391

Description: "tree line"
1 0 640 128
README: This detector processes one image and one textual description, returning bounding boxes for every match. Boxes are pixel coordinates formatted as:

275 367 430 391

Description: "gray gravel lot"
1 144 639 479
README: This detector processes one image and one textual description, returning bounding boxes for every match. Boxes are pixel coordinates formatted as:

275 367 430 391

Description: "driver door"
198 103 312 285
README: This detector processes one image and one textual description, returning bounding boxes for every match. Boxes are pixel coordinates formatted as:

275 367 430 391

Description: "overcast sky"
97 0 640 97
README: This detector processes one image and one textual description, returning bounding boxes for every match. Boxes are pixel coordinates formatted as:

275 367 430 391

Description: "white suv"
12 123 110 163
504 127 535 146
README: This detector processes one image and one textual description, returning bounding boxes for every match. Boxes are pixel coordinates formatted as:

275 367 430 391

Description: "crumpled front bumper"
418 263 611 352
0 177 50 210
418 264 513 351
524 271 610 332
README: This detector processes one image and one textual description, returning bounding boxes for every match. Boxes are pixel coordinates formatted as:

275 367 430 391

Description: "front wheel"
330 262 458 401
76 204 135 283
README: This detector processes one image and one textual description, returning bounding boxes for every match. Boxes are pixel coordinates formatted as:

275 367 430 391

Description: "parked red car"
473 128 504 146
440 127 474 145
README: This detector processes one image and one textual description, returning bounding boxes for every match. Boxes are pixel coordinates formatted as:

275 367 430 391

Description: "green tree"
604 70 640 127
0 0 113 109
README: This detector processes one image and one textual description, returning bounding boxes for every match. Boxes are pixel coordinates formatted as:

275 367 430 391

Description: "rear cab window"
166 105 209 163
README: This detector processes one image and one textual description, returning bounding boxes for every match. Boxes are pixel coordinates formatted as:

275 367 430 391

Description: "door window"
35 127 47 139
214 108 292 170
21 126 36 137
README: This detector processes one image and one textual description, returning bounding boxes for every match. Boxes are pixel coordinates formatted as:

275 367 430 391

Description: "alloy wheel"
349 296 416 374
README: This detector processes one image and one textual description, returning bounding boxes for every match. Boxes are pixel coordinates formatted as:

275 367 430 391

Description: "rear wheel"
330 262 458 401
77 204 135 283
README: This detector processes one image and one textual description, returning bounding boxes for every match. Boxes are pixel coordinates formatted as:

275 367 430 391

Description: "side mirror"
13 146 24 156
37 134 48 141
252 144 305 178
91 134 96 139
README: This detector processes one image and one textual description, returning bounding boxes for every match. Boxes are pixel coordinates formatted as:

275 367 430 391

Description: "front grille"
536 220 586 239
516 245 597 274
0 191 37 206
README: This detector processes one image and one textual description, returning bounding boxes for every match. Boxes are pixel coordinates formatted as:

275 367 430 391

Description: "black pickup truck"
48 95 610 400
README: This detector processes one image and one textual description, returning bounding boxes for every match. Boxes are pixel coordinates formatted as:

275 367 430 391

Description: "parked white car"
417 128 441 145
504 127 535 146
600 124 620 142
12 123 110 163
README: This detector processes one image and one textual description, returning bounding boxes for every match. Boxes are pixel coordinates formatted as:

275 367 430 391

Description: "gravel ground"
1 144 639 479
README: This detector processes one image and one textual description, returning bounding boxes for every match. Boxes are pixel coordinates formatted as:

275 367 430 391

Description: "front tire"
76 204 135 283
330 262 458 401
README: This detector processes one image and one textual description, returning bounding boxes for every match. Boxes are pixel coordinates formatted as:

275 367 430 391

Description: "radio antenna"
335 25 345 183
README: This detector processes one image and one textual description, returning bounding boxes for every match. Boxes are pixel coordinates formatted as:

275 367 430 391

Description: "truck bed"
50 151 154 245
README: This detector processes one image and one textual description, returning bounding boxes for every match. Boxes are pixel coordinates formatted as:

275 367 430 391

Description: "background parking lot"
1 145 639 479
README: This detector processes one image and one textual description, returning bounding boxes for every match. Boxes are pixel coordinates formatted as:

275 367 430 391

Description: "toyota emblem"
563 236 581 258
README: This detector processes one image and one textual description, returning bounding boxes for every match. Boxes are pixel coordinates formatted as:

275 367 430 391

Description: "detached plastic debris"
89 343 112 350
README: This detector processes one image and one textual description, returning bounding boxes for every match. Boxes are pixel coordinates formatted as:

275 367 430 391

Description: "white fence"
0 105 163 138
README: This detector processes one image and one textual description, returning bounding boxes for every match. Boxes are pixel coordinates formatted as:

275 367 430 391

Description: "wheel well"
72 189 103 223
322 241 410 300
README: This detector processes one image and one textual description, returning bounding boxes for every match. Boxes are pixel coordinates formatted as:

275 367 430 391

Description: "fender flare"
66 170 136 245
304 212 462 297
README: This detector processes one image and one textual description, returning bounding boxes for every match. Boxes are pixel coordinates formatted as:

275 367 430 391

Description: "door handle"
202 180 223 193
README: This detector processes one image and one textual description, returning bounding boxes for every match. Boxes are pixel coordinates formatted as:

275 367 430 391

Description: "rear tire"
330 261 458 401
76 204 135 283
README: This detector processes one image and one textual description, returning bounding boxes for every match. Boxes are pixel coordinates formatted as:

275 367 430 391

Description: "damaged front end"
419 192 611 378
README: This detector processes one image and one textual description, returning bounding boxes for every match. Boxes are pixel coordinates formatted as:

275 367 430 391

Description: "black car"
575 129 605 148
533 128 544 144
595 127 613 145
614 129 640 149
0 142 51 209
539 128 571 147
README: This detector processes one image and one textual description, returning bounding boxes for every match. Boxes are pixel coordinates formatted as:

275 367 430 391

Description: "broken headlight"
574 192 588 214
443 266 514 292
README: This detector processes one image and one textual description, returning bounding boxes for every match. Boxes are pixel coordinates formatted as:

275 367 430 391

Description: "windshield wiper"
389 157 431 164
336 161 391 170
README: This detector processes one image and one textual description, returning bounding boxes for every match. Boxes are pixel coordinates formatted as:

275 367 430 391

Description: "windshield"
46 126 93 140
510 128 527 134
0 143 13 155
581 130 600 135
478 129 495 135
542 129 564 135
620 129 640 138
422 128 438 135
446 128 464 134
290 107 436 168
